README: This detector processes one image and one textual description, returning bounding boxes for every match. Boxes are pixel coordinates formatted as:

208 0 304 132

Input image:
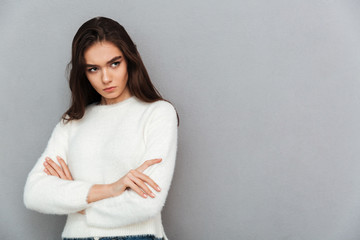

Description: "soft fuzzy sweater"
23 96 178 239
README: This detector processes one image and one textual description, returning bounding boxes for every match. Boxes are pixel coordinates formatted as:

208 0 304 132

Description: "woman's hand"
43 156 73 180
43 156 85 214
86 158 163 204
111 158 162 199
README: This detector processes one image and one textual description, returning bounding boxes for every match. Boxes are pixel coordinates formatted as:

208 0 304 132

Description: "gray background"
1 0 360 239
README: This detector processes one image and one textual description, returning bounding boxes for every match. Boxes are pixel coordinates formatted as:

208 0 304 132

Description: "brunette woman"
24 16 178 240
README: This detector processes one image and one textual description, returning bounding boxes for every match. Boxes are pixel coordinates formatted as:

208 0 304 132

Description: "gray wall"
1 0 360 239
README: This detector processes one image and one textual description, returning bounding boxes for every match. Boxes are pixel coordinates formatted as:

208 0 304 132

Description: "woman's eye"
111 61 120 68
88 67 98 72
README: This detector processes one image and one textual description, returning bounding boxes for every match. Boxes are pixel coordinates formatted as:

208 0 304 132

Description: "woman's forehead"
84 41 123 64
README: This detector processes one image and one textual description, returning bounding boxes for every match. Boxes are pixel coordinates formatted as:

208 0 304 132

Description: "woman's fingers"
128 171 155 198
43 160 60 178
136 158 162 172
78 209 85 215
111 159 162 198
57 156 73 180
125 178 148 198
44 157 66 179
44 168 50 175
131 170 161 192
123 169 161 198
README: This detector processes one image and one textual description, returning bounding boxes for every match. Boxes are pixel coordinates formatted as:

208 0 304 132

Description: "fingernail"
143 194 148 198
157 186 161 191
150 193 155 197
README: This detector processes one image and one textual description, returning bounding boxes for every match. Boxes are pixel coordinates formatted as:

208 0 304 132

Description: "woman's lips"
103 86 116 92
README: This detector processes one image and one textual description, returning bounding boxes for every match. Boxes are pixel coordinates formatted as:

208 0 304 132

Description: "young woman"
24 16 178 240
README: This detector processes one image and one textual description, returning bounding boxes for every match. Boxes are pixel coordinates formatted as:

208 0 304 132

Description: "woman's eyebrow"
107 56 122 64
85 56 122 67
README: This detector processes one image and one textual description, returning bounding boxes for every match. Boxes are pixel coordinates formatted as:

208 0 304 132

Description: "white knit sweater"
23 96 178 239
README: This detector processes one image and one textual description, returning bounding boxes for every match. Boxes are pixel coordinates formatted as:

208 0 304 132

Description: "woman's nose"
101 69 112 84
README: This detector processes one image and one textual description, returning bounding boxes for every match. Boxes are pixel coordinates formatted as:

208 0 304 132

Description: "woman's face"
84 41 131 105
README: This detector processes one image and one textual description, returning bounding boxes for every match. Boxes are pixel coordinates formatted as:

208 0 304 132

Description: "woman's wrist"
109 180 126 197
87 184 115 203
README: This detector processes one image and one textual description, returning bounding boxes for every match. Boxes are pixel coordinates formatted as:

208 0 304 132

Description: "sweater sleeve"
85 101 178 228
23 120 93 215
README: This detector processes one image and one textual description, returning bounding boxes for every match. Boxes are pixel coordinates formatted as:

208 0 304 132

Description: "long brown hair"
63 17 175 123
